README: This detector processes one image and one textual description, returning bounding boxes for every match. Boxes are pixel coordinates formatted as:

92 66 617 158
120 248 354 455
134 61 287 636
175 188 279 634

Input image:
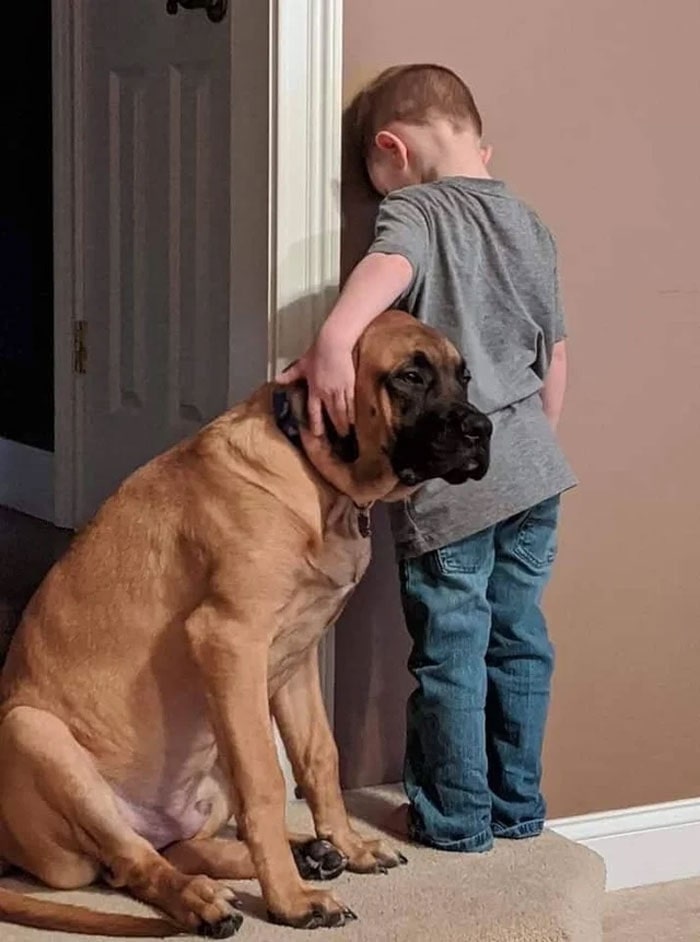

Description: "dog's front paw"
268 888 357 929
179 875 243 938
328 831 408 875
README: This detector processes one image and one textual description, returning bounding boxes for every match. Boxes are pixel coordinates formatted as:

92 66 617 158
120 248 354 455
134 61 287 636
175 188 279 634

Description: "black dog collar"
272 388 371 538
272 388 303 453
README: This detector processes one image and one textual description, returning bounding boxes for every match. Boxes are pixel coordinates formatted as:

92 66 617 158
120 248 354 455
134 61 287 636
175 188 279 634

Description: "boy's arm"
316 252 413 352
278 252 413 435
541 340 567 431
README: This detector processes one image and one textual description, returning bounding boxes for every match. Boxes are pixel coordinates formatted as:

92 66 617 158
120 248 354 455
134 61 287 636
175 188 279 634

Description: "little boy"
279 64 577 852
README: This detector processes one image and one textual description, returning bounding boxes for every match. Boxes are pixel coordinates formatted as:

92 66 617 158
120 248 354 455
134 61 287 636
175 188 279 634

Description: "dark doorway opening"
1 6 54 451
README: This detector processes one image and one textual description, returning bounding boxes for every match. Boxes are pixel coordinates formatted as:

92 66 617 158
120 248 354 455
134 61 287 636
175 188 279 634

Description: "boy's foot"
383 802 411 839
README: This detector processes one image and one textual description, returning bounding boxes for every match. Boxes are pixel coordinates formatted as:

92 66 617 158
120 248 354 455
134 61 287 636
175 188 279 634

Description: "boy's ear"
375 130 409 168
481 143 494 166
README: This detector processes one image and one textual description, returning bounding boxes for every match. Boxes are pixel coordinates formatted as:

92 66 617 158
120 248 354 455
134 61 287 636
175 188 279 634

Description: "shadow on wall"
275 92 380 371
335 508 413 789
274 103 373 390
338 100 381 280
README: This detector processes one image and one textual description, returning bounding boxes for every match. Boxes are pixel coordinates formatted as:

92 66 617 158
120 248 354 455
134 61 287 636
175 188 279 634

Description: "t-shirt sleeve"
367 191 431 295
551 235 567 343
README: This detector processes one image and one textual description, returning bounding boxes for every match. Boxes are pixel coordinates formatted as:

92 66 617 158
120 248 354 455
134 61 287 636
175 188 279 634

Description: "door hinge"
73 320 87 374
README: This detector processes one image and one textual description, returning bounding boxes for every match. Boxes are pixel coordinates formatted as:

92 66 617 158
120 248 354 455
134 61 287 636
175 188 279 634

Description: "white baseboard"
0 438 54 522
549 797 700 891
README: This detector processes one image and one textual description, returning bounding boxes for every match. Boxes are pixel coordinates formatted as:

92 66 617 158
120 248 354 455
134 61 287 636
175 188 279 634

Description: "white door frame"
51 0 342 712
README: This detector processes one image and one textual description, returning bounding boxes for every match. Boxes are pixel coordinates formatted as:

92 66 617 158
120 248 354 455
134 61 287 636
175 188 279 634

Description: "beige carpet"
604 876 700 942
0 786 605 941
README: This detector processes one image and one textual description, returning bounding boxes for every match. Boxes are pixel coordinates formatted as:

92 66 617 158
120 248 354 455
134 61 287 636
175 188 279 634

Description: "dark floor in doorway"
0 505 72 663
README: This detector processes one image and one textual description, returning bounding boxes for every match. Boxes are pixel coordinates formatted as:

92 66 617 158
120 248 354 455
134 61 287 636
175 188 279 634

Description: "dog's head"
286 310 492 504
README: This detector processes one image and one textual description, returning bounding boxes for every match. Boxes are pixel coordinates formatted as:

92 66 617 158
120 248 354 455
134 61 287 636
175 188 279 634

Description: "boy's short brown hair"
353 64 483 157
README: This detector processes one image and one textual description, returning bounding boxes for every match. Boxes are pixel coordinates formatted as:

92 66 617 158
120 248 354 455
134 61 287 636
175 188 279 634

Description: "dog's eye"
401 370 424 385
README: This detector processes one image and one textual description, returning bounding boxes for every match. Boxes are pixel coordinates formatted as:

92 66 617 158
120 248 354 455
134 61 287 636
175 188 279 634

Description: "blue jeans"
399 496 560 853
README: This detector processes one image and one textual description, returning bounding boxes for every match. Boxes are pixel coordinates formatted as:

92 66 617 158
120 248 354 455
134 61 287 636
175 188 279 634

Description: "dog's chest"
269 502 371 683
310 501 371 588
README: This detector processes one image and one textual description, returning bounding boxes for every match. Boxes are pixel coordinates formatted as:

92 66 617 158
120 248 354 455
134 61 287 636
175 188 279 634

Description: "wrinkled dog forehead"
359 311 462 374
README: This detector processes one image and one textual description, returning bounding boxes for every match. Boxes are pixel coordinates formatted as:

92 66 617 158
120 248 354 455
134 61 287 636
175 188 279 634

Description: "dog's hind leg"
165 834 348 884
164 837 256 880
0 706 241 937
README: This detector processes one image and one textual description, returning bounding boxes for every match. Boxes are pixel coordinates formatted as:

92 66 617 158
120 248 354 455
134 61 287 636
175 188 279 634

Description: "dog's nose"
461 410 492 443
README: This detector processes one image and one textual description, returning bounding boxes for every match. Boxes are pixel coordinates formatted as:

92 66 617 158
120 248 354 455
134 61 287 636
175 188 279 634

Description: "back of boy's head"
353 64 483 158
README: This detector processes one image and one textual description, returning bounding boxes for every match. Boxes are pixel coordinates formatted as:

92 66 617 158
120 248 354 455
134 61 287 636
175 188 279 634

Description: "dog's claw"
197 912 243 938
398 851 409 865
268 904 355 930
303 910 324 930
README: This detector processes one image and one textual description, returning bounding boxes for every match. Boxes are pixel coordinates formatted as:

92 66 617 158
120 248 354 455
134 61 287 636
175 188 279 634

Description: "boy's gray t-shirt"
368 176 577 558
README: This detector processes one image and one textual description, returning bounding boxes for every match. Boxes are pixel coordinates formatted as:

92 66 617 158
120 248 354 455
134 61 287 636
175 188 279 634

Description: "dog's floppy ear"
322 409 360 464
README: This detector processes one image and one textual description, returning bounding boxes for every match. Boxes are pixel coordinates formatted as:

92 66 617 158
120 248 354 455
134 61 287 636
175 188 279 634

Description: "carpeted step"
0 787 606 941
336 787 607 942
603 876 700 942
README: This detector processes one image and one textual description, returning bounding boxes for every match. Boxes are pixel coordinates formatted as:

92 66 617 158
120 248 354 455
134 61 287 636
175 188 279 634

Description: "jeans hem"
409 821 494 854
492 818 544 840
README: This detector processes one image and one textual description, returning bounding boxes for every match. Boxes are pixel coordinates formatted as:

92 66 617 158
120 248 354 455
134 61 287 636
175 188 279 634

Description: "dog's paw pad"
292 839 348 881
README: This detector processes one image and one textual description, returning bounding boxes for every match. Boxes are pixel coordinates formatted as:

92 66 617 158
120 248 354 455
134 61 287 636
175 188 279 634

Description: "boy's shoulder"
381 178 557 248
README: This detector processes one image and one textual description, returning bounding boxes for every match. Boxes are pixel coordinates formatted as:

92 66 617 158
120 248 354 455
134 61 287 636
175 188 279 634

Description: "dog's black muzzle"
391 405 492 488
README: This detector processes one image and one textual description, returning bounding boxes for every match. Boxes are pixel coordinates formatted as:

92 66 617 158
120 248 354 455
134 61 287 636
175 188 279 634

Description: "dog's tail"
0 886 179 937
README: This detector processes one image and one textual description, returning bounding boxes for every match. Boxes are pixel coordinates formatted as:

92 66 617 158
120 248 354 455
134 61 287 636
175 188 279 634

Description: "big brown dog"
0 310 491 937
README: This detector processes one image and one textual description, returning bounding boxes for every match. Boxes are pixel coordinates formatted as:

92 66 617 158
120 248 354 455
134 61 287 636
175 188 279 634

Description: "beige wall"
335 0 700 817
